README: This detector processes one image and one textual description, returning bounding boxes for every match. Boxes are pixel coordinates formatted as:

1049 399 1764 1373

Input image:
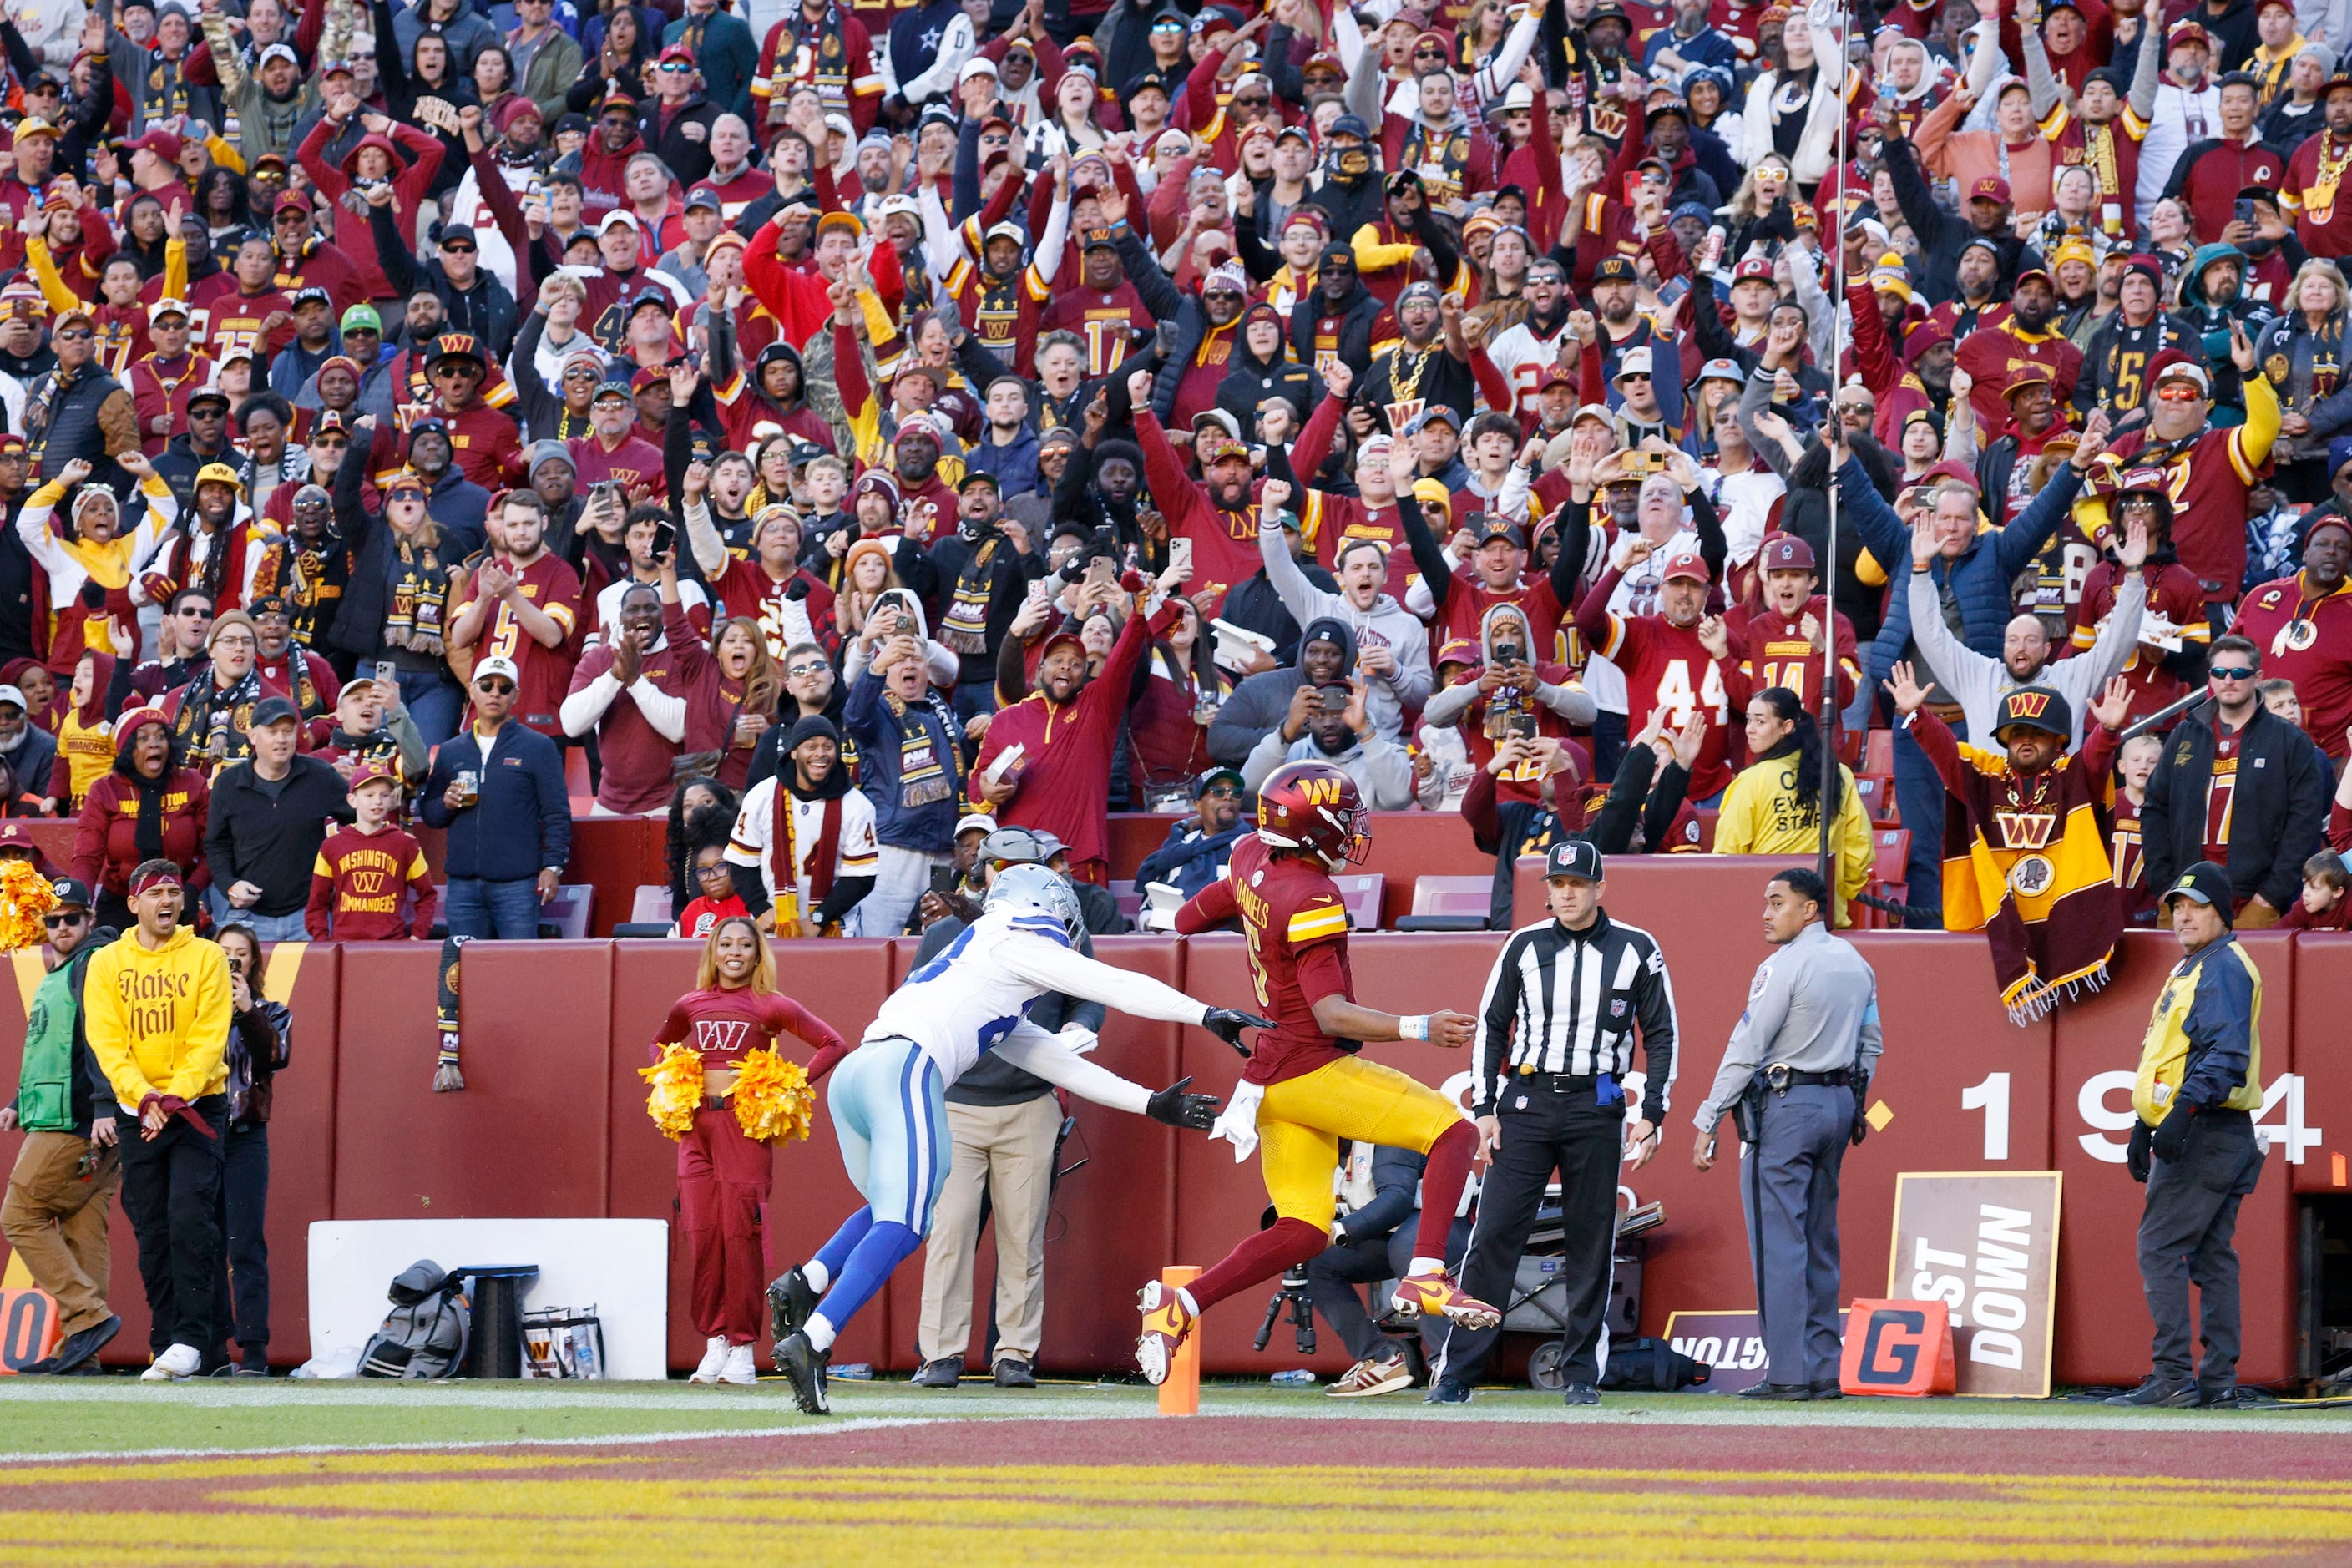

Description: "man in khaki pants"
0 879 124 1375
909 827 1095 1388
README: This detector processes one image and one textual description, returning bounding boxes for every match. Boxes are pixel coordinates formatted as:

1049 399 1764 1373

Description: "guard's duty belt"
1732 1063 1859 1142
1764 1065 1855 1090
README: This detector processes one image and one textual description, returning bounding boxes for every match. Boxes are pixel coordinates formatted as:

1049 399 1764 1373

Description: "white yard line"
3 1382 2351 1465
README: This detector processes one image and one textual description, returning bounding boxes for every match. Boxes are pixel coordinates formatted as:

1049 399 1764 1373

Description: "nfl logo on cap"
1545 839 1604 882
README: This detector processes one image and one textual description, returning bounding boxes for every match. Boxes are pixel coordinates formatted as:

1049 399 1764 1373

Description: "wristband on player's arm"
1399 1014 1430 1040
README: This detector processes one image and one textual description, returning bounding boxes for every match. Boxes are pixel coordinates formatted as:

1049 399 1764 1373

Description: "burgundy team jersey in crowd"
2233 575 2352 758
308 823 437 940
452 552 586 736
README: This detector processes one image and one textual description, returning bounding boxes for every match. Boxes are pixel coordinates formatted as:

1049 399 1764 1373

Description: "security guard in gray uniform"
1691 867 1882 1401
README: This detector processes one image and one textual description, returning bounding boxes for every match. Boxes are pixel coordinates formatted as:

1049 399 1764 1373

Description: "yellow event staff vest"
2132 940 2264 1124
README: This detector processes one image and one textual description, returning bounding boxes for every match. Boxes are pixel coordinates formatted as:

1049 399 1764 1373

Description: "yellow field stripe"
7 1462 2352 1565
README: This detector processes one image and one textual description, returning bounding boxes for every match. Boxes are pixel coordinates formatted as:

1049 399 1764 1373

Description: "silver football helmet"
984 862 1085 944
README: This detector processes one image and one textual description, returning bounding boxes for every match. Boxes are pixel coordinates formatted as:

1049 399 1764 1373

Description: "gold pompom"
731 1049 815 1145
640 1042 703 1141
0 858 58 952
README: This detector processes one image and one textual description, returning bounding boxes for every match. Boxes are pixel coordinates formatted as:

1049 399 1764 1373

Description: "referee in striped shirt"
1429 839 1677 1407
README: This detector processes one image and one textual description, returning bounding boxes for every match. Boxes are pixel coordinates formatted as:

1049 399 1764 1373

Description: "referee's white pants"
855 845 949 938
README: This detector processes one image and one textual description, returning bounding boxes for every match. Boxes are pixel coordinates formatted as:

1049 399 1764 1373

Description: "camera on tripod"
1253 1262 1317 1355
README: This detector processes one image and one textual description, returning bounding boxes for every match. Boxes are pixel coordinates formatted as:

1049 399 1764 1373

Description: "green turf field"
8 1376 2352 1458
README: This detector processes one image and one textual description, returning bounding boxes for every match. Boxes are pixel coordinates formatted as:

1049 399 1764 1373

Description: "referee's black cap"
1545 840 1604 883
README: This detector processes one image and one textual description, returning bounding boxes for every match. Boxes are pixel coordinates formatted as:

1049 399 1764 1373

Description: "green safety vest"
13 962 80 1134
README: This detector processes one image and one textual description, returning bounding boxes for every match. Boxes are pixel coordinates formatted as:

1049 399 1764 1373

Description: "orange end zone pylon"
1158 1266 1201 1415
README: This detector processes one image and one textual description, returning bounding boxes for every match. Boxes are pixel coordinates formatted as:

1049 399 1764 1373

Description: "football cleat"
1389 1270 1501 1330
776 1330 830 1414
767 1267 819 1367
1135 1280 1196 1386
1326 1353 1414 1399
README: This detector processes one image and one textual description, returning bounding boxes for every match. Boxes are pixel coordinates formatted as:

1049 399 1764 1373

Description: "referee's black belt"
1765 1065 1855 1090
1515 1070 1601 1093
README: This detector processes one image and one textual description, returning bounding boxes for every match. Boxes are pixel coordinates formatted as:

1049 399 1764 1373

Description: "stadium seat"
1393 874 1495 932
1835 726 1863 766
538 883 593 940
566 747 594 814
1332 873 1385 929
1853 773 1899 827
630 885 673 925
1107 878 1144 925
1863 728 1894 777
1859 829 1912 929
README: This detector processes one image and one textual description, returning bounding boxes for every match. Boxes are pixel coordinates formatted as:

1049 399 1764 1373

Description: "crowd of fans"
0 0 2330 958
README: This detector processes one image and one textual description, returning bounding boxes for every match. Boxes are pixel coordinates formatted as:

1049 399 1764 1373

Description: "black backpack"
358 1260 471 1379
1598 1336 1711 1393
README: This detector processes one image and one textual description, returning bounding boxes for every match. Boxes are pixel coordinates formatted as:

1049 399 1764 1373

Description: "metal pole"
1818 0 1850 900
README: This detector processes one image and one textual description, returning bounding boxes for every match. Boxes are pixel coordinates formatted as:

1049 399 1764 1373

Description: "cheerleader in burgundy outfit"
652 917 850 1384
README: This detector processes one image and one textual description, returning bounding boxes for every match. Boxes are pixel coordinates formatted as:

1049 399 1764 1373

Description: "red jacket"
295 117 447 301
72 764 212 899
971 598 1177 878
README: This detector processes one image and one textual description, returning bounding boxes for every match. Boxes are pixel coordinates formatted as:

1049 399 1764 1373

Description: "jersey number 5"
1241 921 1274 1013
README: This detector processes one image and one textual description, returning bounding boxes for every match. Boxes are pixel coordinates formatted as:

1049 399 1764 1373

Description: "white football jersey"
867 907 1089 1085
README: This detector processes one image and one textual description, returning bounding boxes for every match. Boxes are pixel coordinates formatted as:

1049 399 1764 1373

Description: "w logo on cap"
1996 685 2071 737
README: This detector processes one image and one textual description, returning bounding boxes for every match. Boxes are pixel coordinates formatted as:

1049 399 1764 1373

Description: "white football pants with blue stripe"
801 1036 950 1349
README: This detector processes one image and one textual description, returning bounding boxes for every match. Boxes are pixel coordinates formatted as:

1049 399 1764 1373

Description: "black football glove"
1146 1075 1219 1130
2151 1102 2197 1164
1203 1007 1275 1057
2127 1119 2153 1184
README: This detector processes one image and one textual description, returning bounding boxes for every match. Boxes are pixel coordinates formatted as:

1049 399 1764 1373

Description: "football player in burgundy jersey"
1141 761 1496 1383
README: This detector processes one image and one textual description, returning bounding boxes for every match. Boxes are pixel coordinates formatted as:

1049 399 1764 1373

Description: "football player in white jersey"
766 865 1265 1413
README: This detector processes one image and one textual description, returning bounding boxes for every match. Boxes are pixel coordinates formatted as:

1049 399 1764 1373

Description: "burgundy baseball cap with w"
1759 534 1816 572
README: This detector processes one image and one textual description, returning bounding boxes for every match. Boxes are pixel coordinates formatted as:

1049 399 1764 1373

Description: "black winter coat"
2142 699 2330 913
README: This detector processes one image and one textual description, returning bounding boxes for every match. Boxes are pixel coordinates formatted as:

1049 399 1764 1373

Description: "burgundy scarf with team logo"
1918 710 2122 1023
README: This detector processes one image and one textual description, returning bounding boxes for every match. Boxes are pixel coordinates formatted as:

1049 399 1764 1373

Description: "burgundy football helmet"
1256 760 1369 869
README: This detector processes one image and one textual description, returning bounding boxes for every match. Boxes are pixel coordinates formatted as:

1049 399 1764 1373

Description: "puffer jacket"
1837 452 2081 687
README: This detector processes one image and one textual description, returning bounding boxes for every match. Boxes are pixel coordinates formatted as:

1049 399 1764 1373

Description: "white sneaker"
1327 1353 1414 1399
717 1344 760 1386
141 1343 201 1382
688 1336 729 1384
